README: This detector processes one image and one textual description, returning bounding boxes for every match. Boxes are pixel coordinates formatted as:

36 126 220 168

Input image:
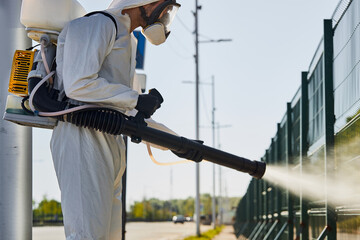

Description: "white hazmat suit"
51 0 163 239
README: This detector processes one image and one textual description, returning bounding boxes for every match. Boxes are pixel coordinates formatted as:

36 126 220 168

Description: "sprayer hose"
63 108 126 135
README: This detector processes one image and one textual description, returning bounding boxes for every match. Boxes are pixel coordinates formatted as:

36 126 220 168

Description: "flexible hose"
146 143 189 166
28 71 106 117
30 41 127 120
29 71 55 113
21 96 34 115
27 72 127 135
39 104 102 117
40 41 53 85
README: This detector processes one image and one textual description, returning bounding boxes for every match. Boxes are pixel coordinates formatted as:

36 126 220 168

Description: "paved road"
126 222 211 240
33 226 65 240
33 222 212 240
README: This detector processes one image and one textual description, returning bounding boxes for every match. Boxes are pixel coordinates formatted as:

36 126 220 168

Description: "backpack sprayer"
3 0 266 179
5 0 87 129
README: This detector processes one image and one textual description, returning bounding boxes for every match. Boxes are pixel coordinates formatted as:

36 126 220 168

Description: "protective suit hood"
107 0 161 11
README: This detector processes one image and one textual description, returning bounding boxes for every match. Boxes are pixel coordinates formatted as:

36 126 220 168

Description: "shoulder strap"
85 11 118 37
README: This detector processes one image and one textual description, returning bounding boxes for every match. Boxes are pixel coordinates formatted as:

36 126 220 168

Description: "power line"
166 41 193 60
200 83 212 124
176 16 231 43
169 32 194 55
175 16 193 34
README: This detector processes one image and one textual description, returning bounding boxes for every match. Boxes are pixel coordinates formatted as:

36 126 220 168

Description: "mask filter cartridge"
142 23 167 45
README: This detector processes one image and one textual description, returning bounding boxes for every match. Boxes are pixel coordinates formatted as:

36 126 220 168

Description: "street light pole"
194 0 201 236
217 125 223 226
0 1 32 239
193 2 231 234
215 123 231 226
211 76 216 229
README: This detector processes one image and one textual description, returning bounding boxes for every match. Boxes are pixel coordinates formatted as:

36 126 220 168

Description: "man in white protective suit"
50 0 184 239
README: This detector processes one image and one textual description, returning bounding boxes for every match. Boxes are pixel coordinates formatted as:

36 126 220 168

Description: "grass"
183 225 224 240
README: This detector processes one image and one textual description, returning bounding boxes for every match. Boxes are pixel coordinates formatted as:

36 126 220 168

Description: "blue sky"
33 0 340 207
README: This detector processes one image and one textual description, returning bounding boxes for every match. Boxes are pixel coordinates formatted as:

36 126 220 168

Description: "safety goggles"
146 0 181 32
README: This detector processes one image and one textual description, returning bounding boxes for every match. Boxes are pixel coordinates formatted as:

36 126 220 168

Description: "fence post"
264 149 270 234
259 158 264 223
270 139 275 222
276 124 282 236
323 19 337 240
246 185 250 225
300 71 309 240
286 102 294 240
250 181 255 226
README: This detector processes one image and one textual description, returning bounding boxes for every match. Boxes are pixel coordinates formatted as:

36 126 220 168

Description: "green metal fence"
234 0 360 239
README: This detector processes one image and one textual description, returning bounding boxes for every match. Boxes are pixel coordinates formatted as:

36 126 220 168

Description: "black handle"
148 88 164 104
132 88 164 143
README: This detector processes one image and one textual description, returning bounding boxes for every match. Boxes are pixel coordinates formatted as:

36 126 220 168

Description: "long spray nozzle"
121 118 267 179
62 107 266 179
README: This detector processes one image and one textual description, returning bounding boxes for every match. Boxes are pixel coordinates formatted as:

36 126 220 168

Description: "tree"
130 201 144 219
127 194 239 221
33 197 62 221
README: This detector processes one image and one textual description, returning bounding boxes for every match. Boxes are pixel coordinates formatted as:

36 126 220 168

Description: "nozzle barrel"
122 120 266 179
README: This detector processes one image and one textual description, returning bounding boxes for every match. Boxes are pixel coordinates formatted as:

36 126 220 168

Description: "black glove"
171 140 204 162
135 94 161 118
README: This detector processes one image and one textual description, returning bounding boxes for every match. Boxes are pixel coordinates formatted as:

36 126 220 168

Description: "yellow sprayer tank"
8 50 36 96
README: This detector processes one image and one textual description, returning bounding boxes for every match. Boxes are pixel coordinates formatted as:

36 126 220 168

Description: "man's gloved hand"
135 94 161 118
171 140 204 162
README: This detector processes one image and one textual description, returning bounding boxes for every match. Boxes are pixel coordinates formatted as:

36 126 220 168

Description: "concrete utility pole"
0 1 33 240
193 1 231 234
194 0 201 236
218 165 223 225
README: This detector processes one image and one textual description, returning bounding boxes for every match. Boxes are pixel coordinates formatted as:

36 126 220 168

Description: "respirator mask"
140 0 181 45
